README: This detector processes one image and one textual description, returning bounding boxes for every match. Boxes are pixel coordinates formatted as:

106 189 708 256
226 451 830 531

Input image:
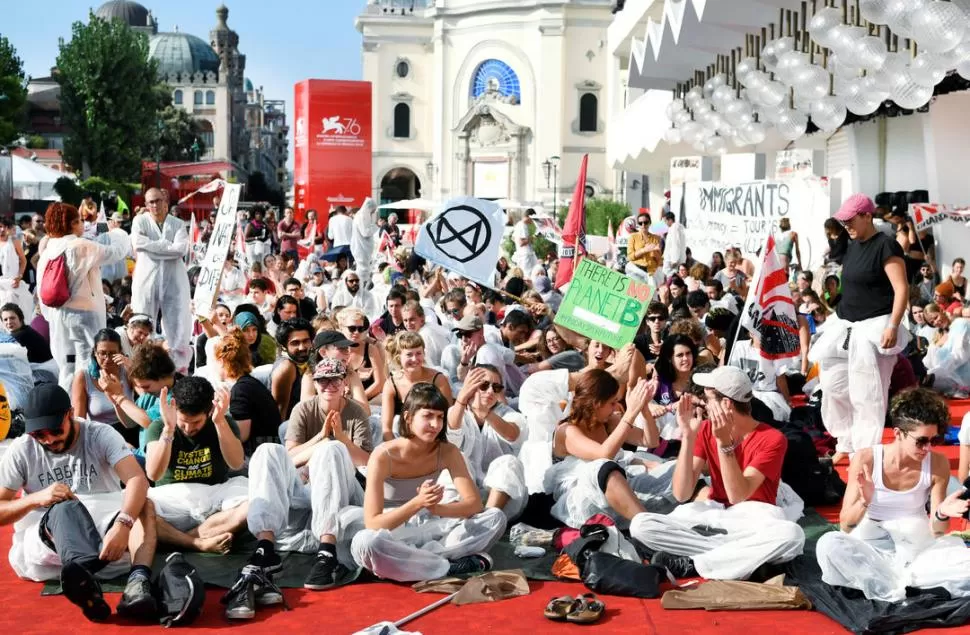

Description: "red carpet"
2 404 970 633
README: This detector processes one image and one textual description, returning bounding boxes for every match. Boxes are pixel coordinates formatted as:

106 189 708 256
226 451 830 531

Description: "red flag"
554 154 589 289
186 213 198 264
378 230 396 263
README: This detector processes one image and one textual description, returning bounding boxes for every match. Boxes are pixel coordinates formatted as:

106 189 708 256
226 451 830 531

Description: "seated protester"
447 364 528 520
337 307 387 401
823 274 843 308
685 290 711 324
933 280 965 317
196 303 232 369
283 278 318 320
817 388 970 601
649 334 698 443
266 294 300 338
71 329 137 442
545 372 673 529
300 330 369 413
705 278 725 303
247 278 275 323
0 385 157 621
243 261 277 296
381 332 454 441
270 318 314 420
685 263 711 293
439 287 468 329
0 303 52 364
522 325 585 374
921 303 970 396
521 290 554 331
634 302 670 365
729 334 792 422
910 299 936 342
225 359 372 618
351 384 506 582
401 300 451 370
145 377 247 554
213 330 282 457
534 274 562 313
669 318 718 366
371 287 408 342
233 303 278 365
463 301 503 345
219 253 248 303
232 311 270 367
630 367 805 580
115 312 153 358
442 315 518 394
714 253 749 297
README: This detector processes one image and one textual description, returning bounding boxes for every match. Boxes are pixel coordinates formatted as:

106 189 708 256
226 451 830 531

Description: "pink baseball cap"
834 193 876 222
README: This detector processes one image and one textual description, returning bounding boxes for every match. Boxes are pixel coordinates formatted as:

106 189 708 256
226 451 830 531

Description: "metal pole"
553 166 558 215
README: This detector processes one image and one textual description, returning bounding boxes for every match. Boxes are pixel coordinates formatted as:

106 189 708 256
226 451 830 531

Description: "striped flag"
186 213 199 264
378 230 396 263
178 178 226 205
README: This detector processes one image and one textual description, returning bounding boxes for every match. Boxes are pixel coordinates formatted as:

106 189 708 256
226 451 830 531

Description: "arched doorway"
380 167 421 203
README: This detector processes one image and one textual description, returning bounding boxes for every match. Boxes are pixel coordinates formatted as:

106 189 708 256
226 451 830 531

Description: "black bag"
779 423 844 506
153 553 205 627
581 552 666 599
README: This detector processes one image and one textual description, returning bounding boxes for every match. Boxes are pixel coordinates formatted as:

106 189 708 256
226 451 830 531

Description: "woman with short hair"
380 332 453 441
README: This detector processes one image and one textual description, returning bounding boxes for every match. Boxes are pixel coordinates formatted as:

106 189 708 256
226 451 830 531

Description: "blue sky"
2 0 367 169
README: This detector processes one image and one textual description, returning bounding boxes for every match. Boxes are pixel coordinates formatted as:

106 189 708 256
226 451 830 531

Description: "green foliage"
585 198 632 236
26 135 47 149
53 175 136 207
55 12 161 180
147 105 207 162
533 233 557 261
0 35 28 147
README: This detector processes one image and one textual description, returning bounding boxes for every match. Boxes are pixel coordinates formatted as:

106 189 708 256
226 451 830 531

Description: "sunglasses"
345 325 366 333
646 315 665 322
315 377 344 389
904 430 943 449
457 331 476 340
479 382 505 393
449 308 463 316
638 221 648 226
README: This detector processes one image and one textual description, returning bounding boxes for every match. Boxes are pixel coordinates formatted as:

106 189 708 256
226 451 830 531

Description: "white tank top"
867 444 932 521
0 238 18 280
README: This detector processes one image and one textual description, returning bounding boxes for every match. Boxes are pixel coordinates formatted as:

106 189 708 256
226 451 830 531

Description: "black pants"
40 500 109 574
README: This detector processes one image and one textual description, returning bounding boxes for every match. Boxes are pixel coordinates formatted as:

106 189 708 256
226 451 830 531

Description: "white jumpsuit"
130 213 192 371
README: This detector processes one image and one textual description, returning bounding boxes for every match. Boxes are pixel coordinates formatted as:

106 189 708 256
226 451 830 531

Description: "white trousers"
148 476 249 533
816 516 970 602
630 500 805 580
9 492 131 582
351 507 506 582
812 315 907 453
246 442 365 564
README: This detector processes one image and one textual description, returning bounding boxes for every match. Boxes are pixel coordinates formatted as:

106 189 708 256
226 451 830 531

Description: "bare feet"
195 532 233 554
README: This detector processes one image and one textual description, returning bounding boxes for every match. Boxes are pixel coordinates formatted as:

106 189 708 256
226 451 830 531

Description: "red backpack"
40 253 71 308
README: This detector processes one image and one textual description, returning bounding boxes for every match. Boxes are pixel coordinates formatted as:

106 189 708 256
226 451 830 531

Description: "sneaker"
116 575 157 621
304 554 344 591
61 561 111 622
446 553 492 576
223 566 258 620
249 545 283 574
651 551 698 579
255 583 284 606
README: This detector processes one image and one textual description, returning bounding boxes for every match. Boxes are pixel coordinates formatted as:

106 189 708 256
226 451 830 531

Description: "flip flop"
543 595 578 621
566 593 605 624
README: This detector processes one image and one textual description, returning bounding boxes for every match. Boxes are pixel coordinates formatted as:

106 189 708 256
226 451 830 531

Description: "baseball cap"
313 330 358 349
312 357 347 380
309 263 323 274
452 315 484 333
834 193 876 222
692 366 753 403
24 384 72 434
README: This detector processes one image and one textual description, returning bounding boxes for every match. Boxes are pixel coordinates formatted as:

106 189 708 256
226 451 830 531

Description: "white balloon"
890 0 930 38
712 85 736 108
828 25 867 57
911 2 967 54
938 39 970 68
860 0 899 24
736 57 759 81
704 73 728 98
681 121 704 144
776 109 808 141
844 79 882 115
810 7 845 47
860 76 891 103
853 36 889 70
673 110 692 127
664 127 683 145
758 81 789 108
958 58 970 80
908 52 947 87
704 136 728 156
776 51 809 84
742 120 768 145
810 96 848 132
829 52 864 78
892 80 934 109
665 100 684 120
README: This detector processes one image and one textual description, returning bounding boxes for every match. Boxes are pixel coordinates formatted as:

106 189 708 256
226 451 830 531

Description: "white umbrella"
377 198 440 211
11 155 74 200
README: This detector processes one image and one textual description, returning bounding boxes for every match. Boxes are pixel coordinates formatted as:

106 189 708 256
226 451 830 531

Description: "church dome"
95 1 151 27
149 32 221 76
244 77 254 92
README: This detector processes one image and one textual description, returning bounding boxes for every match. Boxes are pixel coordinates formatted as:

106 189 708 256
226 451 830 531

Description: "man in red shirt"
629 366 805 580
277 207 302 262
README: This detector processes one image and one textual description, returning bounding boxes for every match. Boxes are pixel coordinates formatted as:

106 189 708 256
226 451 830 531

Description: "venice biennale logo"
295 117 307 147
316 115 365 148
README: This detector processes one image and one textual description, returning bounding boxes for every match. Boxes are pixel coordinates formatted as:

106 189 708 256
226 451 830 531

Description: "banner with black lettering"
193 183 242 316
684 178 830 269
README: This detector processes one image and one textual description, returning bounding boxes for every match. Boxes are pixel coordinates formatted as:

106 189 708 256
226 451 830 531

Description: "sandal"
543 595 578 621
566 593 605 624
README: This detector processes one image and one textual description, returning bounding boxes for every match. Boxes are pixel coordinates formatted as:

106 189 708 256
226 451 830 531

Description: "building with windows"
357 0 616 209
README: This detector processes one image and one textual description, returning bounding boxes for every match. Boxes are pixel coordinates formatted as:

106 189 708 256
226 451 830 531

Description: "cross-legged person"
0 385 157 621
145 377 247 554
629 367 805 580
351 384 506 582
224 358 372 619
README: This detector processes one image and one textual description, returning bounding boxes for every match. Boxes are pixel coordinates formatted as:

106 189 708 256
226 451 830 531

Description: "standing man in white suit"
130 189 192 372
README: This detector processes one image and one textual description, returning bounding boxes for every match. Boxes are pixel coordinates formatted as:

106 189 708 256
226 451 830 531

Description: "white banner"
910 203 970 232
684 178 831 270
414 197 506 288
193 183 242 316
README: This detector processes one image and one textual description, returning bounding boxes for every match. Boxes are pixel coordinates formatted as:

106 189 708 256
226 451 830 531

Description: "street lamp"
542 155 560 214
425 160 437 199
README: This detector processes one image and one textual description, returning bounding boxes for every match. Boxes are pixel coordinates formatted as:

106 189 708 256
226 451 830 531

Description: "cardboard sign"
193 183 242 316
553 258 652 349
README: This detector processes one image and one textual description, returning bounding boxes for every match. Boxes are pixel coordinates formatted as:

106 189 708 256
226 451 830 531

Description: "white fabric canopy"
12 155 73 200
377 198 439 211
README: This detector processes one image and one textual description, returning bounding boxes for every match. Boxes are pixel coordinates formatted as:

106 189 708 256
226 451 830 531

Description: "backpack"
39 253 70 308
153 553 205 627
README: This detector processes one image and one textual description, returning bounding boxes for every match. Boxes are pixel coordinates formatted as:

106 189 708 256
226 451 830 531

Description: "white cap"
692 366 753 403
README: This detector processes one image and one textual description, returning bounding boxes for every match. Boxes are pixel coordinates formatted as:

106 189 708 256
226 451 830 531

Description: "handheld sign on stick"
193 183 242 316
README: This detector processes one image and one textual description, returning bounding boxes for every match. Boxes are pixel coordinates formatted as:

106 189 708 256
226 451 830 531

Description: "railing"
365 0 433 15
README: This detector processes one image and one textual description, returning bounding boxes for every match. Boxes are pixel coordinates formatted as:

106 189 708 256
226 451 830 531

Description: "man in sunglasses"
0 384 157 621
444 315 525 400
330 269 380 322
227 358 372 618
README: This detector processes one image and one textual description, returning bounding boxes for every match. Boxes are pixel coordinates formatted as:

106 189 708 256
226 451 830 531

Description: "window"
471 59 521 103
174 89 183 105
393 103 410 139
194 90 203 105
396 60 410 78
579 93 598 132
205 90 215 105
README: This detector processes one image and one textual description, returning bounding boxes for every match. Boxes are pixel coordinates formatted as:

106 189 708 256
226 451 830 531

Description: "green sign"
553 258 653 349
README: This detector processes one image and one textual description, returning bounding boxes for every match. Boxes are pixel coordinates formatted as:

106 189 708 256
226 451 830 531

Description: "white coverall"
130 213 192 370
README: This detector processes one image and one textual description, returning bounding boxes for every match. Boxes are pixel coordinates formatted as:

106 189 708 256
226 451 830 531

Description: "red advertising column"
293 80 373 235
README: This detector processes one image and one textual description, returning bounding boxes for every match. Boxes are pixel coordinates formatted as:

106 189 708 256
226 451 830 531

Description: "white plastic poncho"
130 213 192 370
351 198 377 289
924 318 970 395
514 369 570 494
330 271 382 322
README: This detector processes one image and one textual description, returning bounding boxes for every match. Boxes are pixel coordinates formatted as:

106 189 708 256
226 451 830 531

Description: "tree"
0 36 28 147
56 12 161 181
147 105 206 162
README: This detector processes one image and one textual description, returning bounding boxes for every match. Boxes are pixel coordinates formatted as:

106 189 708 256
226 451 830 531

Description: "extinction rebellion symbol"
429 204 492 263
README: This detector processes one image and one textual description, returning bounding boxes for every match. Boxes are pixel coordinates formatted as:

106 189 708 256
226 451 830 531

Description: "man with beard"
0 385 157 622
270 318 314 420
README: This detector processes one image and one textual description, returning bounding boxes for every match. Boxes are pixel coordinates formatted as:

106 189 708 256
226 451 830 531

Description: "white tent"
377 198 439 212
12 155 73 200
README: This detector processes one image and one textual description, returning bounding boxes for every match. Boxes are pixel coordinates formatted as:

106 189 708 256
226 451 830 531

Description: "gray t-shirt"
546 350 586 371
0 420 132 496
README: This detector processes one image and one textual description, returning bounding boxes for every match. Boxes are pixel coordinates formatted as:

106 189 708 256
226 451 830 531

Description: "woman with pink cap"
808 194 911 462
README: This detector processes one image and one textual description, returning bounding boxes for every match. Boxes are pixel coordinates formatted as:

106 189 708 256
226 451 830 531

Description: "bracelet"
160 433 175 444
718 441 740 455
456 400 468 408
115 512 134 529
935 509 949 522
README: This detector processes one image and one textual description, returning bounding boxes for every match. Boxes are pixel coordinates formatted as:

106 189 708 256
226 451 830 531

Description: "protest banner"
553 258 652 350
683 177 830 269
910 203 970 231
414 197 506 288
193 183 242 316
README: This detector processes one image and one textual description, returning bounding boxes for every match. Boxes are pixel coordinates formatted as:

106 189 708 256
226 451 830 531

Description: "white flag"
414 197 506 288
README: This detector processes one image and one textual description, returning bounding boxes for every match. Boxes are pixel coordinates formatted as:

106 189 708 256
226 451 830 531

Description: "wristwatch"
115 511 135 529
